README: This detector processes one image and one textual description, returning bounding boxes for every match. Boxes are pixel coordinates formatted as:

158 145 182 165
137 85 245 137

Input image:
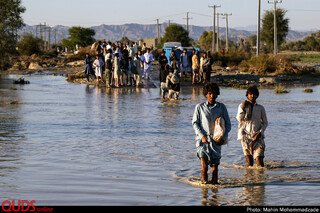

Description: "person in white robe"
236 86 268 167
143 48 153 79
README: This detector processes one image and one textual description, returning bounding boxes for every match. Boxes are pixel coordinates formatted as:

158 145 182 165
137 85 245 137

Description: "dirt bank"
2 61 320 89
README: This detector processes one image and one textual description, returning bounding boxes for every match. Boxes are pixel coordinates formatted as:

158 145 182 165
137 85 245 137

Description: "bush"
304 88 313 93
63 46 96 64
212 50 252 67
17 33 42 56
274 85 290 94
239 54 277 74
239 54 317 75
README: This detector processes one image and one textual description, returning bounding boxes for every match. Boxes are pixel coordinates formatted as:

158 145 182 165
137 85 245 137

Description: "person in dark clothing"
84 53 96 81
158 51 168 71
160 64 169 99
205 51 214 82
104 50 112 87
122 46 129 70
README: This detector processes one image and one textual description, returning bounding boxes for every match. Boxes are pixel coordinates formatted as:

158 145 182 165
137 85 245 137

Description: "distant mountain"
234 25 258 31
19 23 315 45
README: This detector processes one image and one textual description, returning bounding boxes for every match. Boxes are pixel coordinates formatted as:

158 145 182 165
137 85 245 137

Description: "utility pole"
155 19 161 42
222 13 232 52
268 0 282 55
54 29 57 45
183 12 192 35
47 26 51 50
167 20 173 26
216 13 220 51
208 4 221 52
257 0 261 55
44 22 47 50
37 23 46 50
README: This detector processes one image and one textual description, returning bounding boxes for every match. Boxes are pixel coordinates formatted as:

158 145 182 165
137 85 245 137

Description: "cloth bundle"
212 117 228 145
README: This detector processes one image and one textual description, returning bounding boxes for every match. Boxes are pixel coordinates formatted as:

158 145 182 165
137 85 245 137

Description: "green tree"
0 0 25 70
304 32 320 51
157 24 191 47
199 31 213 52
17 33 42 55
62 26 95 49
261 8 289 51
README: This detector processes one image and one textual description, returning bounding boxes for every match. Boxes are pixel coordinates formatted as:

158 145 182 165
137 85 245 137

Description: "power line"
287 9 320 12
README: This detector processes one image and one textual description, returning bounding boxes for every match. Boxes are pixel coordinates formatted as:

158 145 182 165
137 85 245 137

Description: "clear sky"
22 0 320 31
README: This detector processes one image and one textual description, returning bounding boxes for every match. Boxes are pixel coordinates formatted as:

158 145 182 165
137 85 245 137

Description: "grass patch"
292 54 320 64
304 88 313 93
274 85 290 94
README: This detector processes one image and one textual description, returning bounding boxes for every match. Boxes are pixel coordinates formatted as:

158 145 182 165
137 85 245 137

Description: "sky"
21 0 320 31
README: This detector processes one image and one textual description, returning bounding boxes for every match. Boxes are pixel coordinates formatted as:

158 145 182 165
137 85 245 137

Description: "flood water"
0 74 319 206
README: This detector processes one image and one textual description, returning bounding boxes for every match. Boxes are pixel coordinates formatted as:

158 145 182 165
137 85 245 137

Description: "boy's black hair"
203 82 220 96
246 85 259 98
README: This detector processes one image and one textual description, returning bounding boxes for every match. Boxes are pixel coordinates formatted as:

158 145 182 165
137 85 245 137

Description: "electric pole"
268 0 282 55
208 4 221 52
47 26 51 50
167 20 173 26
183 12 192 35
155 19 161 42
257 0 261 55
216 13 220 51
222 13 232 52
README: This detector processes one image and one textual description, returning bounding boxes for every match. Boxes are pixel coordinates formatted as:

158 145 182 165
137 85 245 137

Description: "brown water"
0 74 319 206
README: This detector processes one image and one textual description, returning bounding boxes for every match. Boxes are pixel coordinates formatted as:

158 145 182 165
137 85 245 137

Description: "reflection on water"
0 75 319 205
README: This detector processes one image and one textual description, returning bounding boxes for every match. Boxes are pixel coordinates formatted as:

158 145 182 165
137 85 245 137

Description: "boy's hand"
252 131 261 142
241 100 248 110
201 136 208 144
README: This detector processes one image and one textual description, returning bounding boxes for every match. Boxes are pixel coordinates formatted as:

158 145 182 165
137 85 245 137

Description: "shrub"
17 33 42 56
274 85 290 94
239 54 317 75
304 88 313 93
239 54 276 74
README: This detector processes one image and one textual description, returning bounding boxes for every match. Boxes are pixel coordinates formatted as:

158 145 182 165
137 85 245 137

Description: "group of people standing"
161 48 214 85
158 48 215 100
84 41 154 88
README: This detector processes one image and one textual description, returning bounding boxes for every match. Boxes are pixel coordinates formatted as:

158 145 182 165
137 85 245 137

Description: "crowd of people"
84 41 153 88
84 40 219 100
158 48 215 100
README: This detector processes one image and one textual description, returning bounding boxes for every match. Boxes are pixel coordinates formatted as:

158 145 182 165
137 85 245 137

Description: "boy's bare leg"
245 155 254 167
200 158 208 183
211 164 219 184
256 156 264 167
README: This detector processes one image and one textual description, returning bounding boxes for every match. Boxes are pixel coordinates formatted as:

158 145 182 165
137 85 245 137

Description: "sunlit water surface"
0 74 319 206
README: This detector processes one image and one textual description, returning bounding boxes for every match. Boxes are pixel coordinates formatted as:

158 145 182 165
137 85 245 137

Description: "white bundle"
212 117 228 145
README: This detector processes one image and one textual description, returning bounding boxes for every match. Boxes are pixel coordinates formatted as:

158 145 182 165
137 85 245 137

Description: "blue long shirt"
192 101 231 143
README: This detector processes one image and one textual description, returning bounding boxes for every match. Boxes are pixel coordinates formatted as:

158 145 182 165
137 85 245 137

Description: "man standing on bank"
236 86 268 167
192 83 231 184
143 48 153 79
